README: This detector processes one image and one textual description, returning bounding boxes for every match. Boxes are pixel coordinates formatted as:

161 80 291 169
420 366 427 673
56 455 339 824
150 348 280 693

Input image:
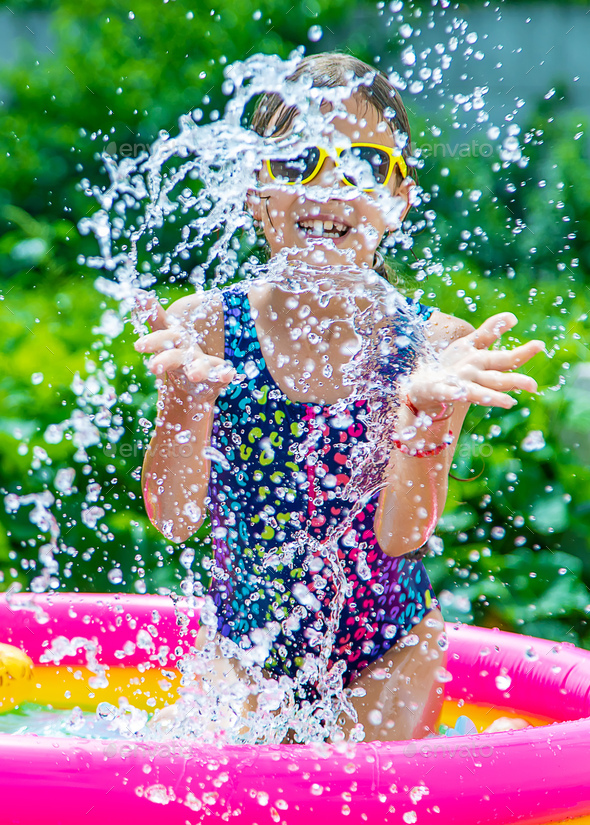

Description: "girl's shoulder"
423 309 475 346
401 294 436 323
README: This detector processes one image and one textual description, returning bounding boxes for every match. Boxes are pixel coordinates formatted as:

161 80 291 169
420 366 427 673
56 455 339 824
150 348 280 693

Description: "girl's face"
251 94 413 271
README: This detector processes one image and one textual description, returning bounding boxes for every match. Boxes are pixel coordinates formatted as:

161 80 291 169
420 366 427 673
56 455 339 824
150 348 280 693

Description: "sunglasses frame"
266 142 408 191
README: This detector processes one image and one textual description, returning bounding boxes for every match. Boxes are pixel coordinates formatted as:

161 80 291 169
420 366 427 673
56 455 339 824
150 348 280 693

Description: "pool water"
0 703 130 739
0 703 476 740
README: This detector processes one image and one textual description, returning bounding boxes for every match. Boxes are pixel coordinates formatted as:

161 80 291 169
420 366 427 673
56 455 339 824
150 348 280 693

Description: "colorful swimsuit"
206 282 437 687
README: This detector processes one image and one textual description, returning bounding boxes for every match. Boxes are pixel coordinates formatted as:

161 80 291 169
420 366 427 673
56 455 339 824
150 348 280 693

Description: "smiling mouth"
296 218 351 240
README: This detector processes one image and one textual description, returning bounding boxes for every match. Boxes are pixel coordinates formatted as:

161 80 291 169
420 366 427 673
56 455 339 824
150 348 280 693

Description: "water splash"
73 45 473 746
3 0 570 748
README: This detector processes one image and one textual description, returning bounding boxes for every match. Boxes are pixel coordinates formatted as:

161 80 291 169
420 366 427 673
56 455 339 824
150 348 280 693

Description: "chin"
305 241 368 267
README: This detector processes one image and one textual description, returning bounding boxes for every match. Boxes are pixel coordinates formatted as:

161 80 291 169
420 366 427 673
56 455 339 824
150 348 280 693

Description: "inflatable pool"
1 592 590 824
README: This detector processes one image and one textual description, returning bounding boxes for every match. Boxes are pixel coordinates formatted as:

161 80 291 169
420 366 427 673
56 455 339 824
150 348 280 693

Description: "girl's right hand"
133 291 235 400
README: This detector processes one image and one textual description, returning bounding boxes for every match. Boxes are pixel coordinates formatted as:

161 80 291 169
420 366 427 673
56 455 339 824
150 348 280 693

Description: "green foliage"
1 0 590 651
0 0 349 287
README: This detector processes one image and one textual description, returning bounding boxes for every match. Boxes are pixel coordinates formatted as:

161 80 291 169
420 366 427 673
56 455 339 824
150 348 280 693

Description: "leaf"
527 494 569 534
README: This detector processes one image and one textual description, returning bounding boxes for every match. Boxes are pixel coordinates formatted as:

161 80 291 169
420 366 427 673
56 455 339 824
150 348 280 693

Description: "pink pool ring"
1 592 590 825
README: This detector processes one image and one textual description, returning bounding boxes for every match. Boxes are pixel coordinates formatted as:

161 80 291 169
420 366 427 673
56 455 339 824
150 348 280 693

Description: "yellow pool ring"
0 643 33 712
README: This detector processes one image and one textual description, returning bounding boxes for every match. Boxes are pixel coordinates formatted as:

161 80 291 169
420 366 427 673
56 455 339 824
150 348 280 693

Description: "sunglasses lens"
269 147 320 183
343 147 391 187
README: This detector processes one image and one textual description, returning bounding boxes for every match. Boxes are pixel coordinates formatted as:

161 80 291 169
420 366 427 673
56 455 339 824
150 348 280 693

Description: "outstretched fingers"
466 312 518 350
134 290 169 333
185 356 235 384
147 348 189 377
487 339 545 370
424 368 536 409
459 380 519 409
468 367 538 394
134 327 188 355
147 347 233 383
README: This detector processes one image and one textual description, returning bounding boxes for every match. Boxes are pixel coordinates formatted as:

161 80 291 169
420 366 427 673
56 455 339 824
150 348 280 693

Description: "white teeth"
297 218 349 237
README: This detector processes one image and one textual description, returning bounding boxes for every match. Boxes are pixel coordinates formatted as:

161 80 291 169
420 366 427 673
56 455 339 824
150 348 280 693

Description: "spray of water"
77 46 455 744
4 0 577 748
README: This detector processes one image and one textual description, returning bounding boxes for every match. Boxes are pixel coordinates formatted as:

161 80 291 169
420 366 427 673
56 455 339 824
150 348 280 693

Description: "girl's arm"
374 402 467 558
135 291 232 544
374 311 544 557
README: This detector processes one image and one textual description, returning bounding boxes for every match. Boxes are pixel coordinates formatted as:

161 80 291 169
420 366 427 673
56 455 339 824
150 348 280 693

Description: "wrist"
163 371 225 403
394 394 455 457
393 429 454 458
404 394 454 425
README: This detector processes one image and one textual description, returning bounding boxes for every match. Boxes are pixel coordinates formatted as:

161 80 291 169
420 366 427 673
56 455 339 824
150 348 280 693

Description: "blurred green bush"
1 0 590 649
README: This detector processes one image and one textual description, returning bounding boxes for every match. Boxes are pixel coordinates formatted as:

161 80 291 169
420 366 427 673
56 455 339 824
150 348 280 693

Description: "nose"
313 156 344 188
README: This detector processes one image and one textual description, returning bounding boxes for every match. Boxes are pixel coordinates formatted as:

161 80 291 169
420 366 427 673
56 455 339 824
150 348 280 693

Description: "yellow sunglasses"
266 143 408 191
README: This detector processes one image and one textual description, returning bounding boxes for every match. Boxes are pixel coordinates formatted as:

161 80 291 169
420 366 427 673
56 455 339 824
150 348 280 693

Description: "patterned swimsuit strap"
221 284 263 368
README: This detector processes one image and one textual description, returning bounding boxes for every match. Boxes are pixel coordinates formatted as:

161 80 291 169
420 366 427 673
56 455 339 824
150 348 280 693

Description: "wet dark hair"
250 52 416 281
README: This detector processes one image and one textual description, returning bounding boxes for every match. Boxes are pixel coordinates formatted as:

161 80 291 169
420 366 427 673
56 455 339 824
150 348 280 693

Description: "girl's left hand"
405 312 545 413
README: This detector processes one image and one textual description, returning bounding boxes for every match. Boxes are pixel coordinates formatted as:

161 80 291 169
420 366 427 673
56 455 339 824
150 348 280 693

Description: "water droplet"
179 547 195 569
81 506 105 528
308 25 323 42
55 467 76 494
107 568 123 585
410 785 429 803
495 674 511 691
202 445 230 470
244 360 260 379
434 666 453 683
368 709 383 725
292 582 322 612
183 502 201 523
521 430 545 452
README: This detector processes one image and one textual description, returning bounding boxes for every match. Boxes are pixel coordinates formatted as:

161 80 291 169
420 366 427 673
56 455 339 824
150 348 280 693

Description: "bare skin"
339 609 447 741
154 612 447 743
137 93 544 741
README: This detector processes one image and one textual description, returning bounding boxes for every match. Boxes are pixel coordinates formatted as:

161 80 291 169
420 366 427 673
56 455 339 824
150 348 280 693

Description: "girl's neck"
262 257 391 318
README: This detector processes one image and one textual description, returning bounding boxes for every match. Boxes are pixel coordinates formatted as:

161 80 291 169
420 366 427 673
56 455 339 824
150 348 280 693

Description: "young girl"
135 53 543 743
